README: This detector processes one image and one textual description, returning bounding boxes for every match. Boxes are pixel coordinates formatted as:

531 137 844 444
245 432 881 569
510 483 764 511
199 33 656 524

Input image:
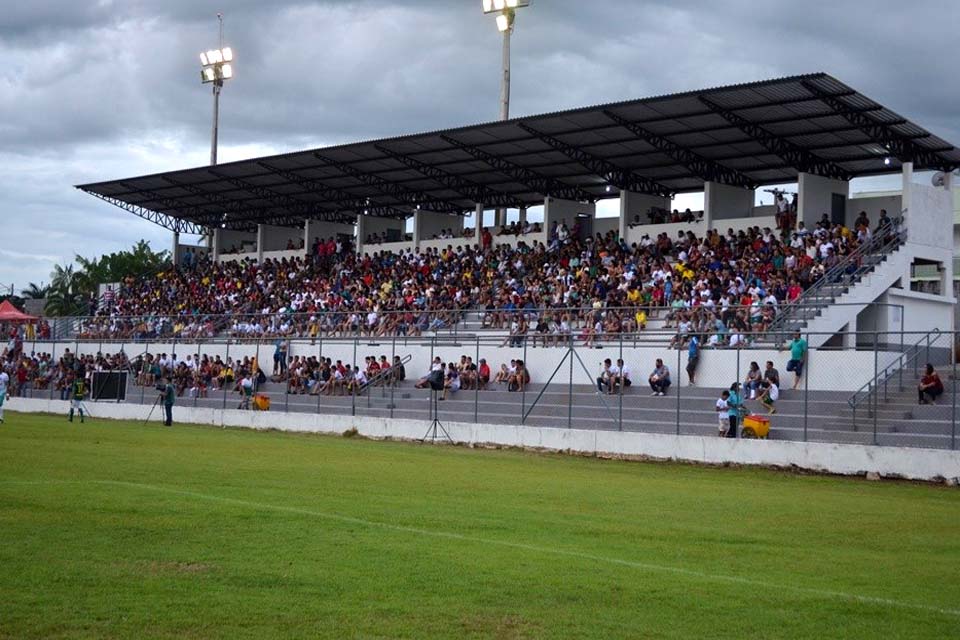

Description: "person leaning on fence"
648 359 671 396
785 331 807 390
918 364 944 405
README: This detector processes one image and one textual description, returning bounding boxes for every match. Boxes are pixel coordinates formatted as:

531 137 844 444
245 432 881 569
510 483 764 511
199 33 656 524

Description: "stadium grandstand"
7 72 959 453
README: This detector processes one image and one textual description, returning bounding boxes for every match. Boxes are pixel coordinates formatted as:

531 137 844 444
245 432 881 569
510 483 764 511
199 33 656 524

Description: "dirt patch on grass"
133 560 217 575
460 613 541 638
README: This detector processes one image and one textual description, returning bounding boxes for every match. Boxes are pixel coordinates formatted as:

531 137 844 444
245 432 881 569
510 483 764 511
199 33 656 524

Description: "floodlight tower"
200 14 234 166
482 0 530 228
482 0 530 121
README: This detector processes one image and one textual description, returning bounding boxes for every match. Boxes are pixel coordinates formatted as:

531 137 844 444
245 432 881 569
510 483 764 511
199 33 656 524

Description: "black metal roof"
77 72 960 234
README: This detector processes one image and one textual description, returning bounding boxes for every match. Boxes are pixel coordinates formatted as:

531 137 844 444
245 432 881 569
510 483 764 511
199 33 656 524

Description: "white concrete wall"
24 337 901 394
847 195 902 229
625 216 776 247
543 197 596 232
798 173 849 228
705 182 754 222
363 216 407 242
416 212 463 243
306 220 357 244
260 224 303 252
219 229 257 254
8 397 958 482
592 217 619 237
619 192 671 236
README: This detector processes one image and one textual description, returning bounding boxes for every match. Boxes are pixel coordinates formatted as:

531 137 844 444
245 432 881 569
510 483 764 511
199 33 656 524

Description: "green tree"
20 282 50 300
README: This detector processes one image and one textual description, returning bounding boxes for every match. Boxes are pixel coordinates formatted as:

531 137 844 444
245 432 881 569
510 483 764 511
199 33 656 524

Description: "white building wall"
619 192 671 237
797 173 849 228
704 182 754 223
543 197 596 232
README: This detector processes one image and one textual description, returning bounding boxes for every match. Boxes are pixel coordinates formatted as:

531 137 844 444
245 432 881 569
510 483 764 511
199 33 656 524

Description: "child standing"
716 390 730 437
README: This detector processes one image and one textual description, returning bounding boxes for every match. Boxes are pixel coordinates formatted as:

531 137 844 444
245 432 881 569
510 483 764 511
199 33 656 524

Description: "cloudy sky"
2 0 958 292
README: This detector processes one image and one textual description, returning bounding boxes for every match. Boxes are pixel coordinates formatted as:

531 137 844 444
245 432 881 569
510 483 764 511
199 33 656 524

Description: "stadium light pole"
200 14 234 259
482 0 530 227
200 13 234 167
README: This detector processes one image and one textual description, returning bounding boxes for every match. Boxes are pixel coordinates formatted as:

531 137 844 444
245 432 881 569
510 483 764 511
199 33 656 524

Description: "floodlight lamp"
496 14 510 31
494 0 506 9
208 49 222 64
605 185 612 193
506 0 519 7
482 0 494 12
202 67 216 82
884 157 892 166
200 52 209 66
221 47 233 62
221 64 233 79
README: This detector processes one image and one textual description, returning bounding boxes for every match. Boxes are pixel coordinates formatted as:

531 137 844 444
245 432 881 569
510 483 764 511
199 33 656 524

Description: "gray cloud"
1 0 958 290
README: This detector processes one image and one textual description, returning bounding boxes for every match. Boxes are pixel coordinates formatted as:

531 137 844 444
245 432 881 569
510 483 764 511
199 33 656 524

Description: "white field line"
1 478 957 617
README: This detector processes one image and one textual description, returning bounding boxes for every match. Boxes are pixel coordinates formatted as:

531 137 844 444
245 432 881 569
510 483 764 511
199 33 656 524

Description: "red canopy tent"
0 300 37 323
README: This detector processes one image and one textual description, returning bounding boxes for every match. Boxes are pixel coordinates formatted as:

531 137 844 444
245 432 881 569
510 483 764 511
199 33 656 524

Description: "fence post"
351 338 357 417
899 324 905 392
473 335 479 424
567 342 574 430
222 339 230 410
952 349 957 451
676 344 681 435
521 336 527 424
803 332 809 442
316 333 323 415
391 335 397 421
618 333 623 432
873 331 879 446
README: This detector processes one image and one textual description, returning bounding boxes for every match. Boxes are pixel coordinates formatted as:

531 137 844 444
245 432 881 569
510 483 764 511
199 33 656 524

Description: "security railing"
765 229 907 341
8 329 956 450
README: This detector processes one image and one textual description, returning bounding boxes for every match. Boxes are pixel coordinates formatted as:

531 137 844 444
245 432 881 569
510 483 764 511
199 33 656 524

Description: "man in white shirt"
614 358 632 394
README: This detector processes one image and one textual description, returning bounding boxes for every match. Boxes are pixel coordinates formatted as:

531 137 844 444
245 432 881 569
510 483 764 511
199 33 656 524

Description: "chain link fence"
6 329 957 450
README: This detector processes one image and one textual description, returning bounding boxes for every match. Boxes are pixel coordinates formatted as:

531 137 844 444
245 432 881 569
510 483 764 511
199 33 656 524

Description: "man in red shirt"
477 358 491 390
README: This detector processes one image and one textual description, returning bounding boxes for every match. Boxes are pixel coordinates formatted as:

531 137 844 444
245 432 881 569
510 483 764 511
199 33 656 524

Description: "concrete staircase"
768 232 909 348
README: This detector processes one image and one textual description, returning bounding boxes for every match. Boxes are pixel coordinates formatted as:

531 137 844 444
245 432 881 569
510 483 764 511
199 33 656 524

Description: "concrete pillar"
474 203 484 243
413 211 423 250
172 231 180 266
797 173 850 230
356 214 367 255
619 191 671 241
256 224 265 264
704 182 753 228
495 209 507 228
303 220 312 255
519 206 527 225
212 228 221 262
901 162 914 228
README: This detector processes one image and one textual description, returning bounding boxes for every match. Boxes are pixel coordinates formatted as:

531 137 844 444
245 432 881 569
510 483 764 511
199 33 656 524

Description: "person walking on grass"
785 331 807 390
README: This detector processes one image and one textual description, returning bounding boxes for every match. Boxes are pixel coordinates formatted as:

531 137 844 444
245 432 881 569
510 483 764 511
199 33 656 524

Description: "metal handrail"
766 229 906 339
848 328 942 418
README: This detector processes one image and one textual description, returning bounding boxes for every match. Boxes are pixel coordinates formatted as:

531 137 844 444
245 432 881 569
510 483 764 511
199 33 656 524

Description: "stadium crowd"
48 210 895 349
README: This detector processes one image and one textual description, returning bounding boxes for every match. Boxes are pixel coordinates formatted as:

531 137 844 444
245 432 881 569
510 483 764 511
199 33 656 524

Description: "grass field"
0 413 958 639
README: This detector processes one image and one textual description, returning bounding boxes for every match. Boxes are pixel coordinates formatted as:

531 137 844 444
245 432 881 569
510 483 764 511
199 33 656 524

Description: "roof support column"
519 206 527 225
473 203 484 247
212 228 221 262
901 161 914 228
256 224 265 264
171 231 180 267
797 173 849 231
704 182 754 229
619 192 671 243
356 214 368 256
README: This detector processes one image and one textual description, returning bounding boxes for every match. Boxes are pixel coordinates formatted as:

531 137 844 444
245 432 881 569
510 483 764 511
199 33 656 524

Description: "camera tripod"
421 389 452 443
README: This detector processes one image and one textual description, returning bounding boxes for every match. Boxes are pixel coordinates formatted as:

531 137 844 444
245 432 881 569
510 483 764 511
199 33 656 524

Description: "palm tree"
20 282 50 300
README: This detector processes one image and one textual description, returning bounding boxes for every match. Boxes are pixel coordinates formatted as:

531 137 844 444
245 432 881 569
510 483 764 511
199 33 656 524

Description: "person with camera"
160 376 176 426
